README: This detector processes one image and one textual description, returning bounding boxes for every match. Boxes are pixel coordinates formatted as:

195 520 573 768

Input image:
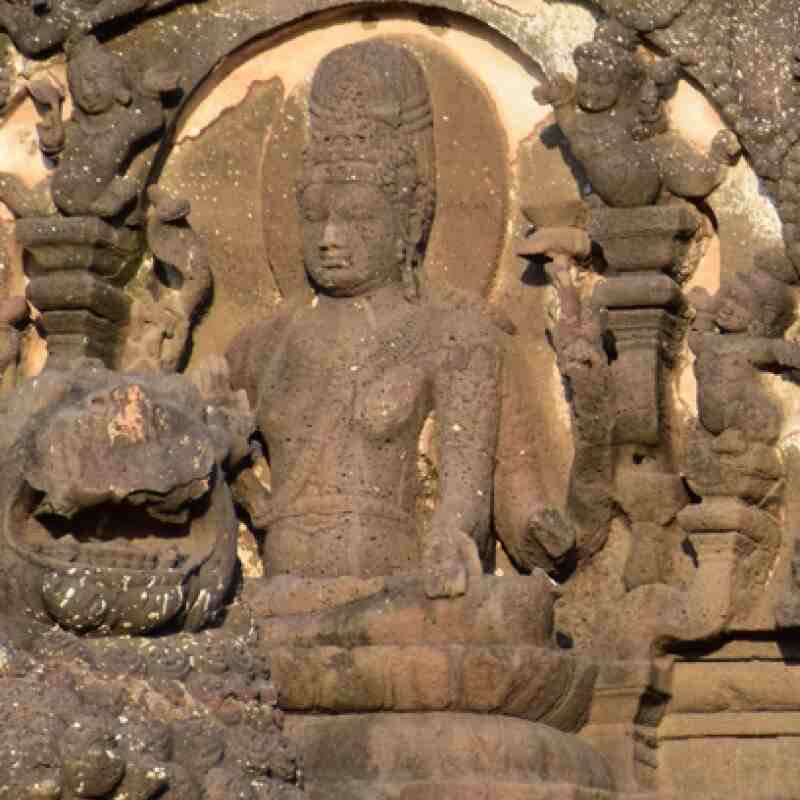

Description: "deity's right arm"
225 302 297 414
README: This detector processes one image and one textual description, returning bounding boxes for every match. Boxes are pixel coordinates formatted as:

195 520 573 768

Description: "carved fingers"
423 529 482 600
526 507 576 565
191 354 233 402
147 184 190 223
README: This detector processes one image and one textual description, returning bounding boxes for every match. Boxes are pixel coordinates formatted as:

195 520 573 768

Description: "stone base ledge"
660 712 800 740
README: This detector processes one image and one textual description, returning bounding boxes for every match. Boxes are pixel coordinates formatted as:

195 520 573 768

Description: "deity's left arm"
763 339 800 371
429 316 502 564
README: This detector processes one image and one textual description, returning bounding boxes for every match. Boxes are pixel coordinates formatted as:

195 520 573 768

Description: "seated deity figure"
227 40 564 636
223 46 616 797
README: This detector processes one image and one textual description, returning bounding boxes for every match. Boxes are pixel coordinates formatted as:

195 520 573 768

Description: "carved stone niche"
3 1 800 800
153 17 620 800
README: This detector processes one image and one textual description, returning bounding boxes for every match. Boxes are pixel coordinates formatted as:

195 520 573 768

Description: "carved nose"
321 220 345 251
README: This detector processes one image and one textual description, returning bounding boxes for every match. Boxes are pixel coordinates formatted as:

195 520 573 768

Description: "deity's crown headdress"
67 35 127 88
302 40 436 242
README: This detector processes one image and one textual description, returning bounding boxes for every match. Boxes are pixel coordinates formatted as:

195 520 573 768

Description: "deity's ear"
405 208 425 249
395 236 407 264
115 87 132 106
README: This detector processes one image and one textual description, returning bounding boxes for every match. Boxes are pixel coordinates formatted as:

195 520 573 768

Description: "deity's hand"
190 354 254 467
525 506 576 569
532 75 574 109
423 528 483 600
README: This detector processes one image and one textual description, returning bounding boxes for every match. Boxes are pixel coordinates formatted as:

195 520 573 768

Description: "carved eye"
303 205 327 223
344 204 375 221
300 186 327 222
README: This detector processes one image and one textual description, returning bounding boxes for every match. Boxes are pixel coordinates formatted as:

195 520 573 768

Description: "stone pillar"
678 498 781 631
581 660 672 794
16 217 137 369
590 203 698 447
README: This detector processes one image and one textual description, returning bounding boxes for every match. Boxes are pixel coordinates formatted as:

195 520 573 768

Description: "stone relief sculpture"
0 0 190 56
686 268 797 497
203 39 615 799
0 34 175 219
533 20 739 211
593 0 800 276
0 1 799 799
0 34 209 373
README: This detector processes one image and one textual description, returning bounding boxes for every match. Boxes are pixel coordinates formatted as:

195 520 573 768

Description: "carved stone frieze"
0 2 799 799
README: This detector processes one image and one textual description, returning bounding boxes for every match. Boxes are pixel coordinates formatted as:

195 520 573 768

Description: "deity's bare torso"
230 286 502 581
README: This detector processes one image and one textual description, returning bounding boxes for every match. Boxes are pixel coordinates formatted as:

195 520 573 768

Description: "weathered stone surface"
1 2 800 799
0 620 302 800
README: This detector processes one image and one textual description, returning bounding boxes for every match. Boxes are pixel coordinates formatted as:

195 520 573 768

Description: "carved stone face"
576 68 621 112
300 178 405 297
68 59 118 115
714 281 755 333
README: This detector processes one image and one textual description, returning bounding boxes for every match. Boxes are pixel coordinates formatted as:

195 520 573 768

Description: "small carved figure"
0 36 177 222
0 0 189 56
117 185 212 372
688 270 798 453
52 36 175 217
534 21 739 208
685 267 798 505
